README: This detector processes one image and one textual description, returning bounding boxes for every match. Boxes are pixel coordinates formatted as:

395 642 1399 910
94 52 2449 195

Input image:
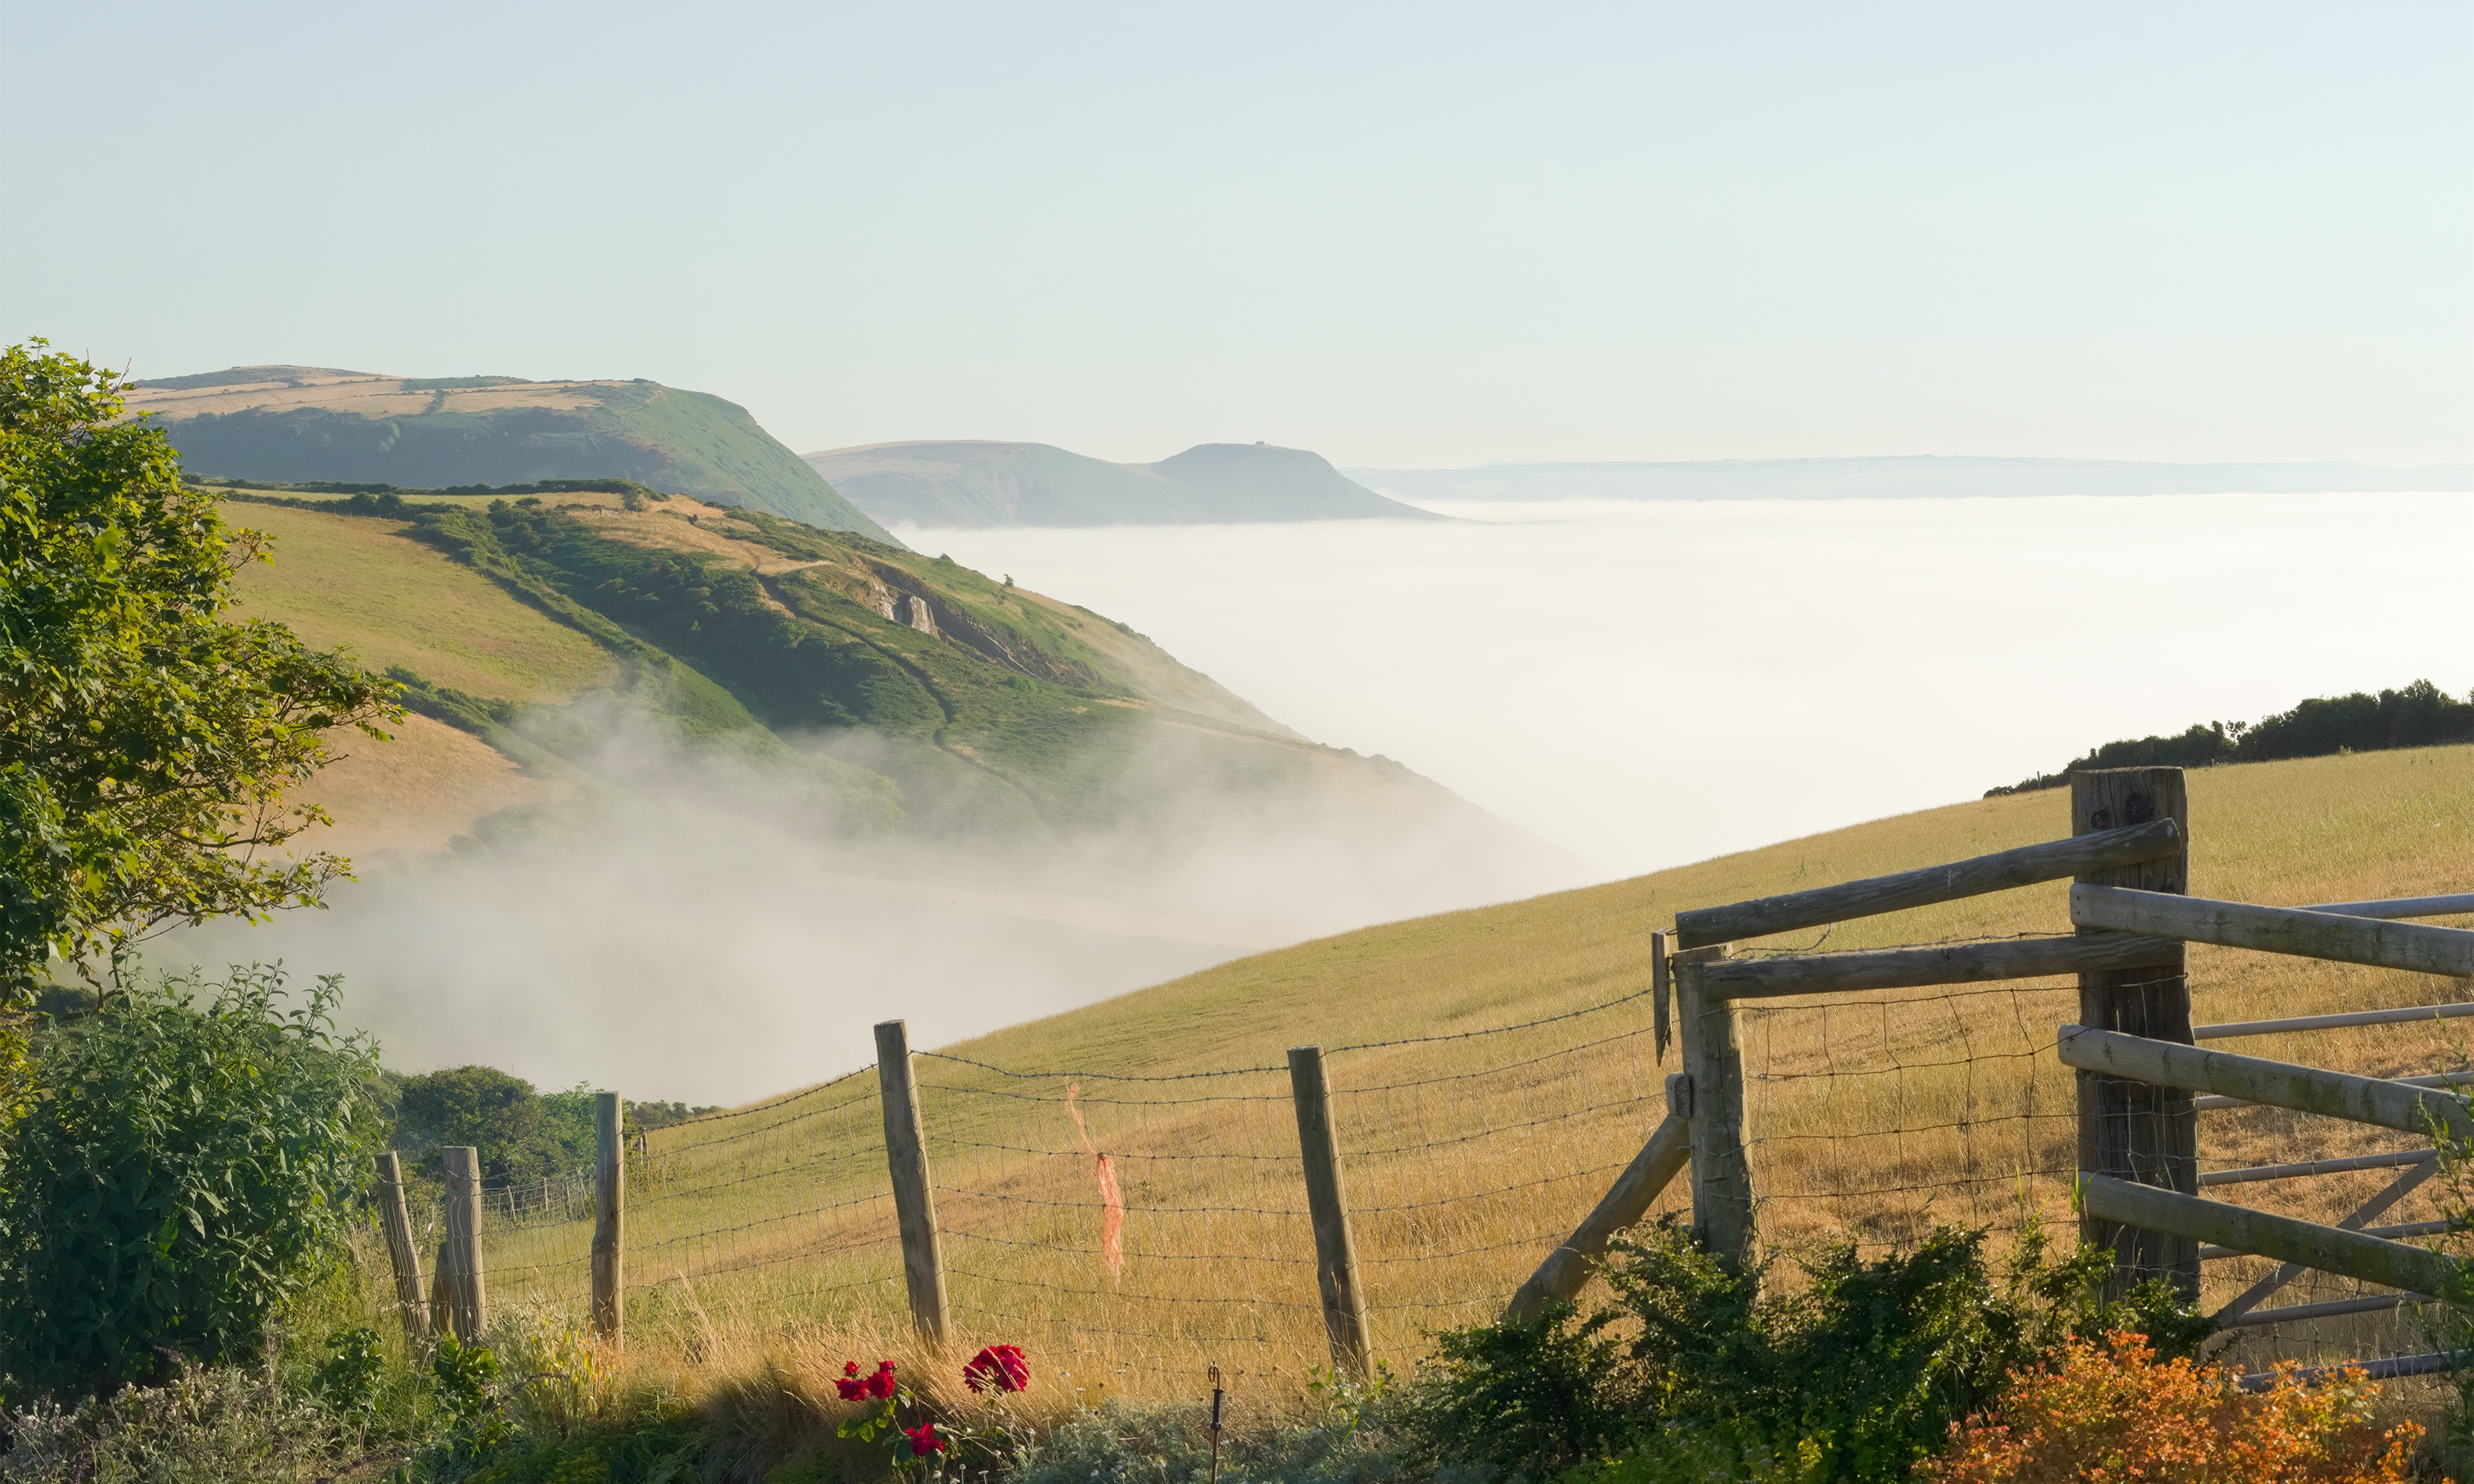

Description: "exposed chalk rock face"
898 594 938 635
862 578 900 623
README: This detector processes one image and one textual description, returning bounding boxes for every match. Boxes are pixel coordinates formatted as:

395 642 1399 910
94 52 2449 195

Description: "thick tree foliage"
0 342 397 1001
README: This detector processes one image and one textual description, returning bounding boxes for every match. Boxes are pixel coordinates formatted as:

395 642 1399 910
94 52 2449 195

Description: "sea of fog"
905 490 2474 875
165 490 2471 1105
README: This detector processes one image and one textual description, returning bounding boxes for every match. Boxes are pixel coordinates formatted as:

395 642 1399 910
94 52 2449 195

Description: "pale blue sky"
6 2 2466 467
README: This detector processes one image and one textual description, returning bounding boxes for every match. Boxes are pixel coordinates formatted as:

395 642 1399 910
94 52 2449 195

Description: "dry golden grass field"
398 744 2471 1411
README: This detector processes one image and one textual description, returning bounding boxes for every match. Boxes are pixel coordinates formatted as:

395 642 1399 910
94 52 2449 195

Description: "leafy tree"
0 964 382 1394
0 341 398 1006
394 1064 548 1186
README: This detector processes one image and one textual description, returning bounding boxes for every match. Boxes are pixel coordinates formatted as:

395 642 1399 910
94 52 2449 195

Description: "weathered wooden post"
1675 948 1754 1267
592 1092 624 1348
874 1019 951 1345
375 1151 430 1347
2071 767 2197 1301
1287 1045 1373 1376
441 1145 489 1342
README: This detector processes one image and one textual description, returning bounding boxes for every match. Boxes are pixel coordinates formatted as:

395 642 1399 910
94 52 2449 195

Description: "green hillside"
805 438 1444 526
214 482 1536 855
131 368 893 542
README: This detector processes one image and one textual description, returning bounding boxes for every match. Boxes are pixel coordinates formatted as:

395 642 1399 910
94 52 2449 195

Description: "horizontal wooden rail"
2217 1291 2430 1329
2077 1173 2465 1303
1672 819 2181 949
2071 885 2474 978
2202 1217 2456 1257
2057 1026 2474 1140
2239 1352 2474 1391
2198 1000 2474 1041
2309 892 2474 920
1505 1115 1692 1323
2195 1069 2471 1112
2199 1148 2437 1186
1702 932 2181 1000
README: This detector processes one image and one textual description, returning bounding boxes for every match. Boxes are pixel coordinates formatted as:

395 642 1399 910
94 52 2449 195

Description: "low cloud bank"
171 709 1583 1105
903 490 2474 874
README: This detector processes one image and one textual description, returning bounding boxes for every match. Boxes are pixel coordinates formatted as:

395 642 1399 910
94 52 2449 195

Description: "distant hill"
130 367 893 542
1347 455 2474 502
805 439 1443 526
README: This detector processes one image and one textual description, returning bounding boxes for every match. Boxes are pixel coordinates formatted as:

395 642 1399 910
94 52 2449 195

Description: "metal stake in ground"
1208 1364 1225 1484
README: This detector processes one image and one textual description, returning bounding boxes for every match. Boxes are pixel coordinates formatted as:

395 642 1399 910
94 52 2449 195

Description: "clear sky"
5 2 2466 468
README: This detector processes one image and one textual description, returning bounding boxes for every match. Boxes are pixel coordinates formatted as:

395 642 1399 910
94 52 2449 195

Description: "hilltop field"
132 367 892 539
454 740 2472 1407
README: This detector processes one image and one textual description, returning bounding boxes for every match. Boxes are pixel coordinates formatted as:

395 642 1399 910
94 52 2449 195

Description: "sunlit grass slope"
945 740 2473 1066
458 746 2470 1401
227 501 615 702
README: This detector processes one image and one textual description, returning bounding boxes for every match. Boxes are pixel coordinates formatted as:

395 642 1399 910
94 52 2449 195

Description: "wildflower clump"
1922 1331 2428 1482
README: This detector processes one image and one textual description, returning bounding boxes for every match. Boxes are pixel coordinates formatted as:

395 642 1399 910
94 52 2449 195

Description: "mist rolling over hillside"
161 484 1577 1099
807 438 1440 526
1350 455 2474 503
131 366 892 540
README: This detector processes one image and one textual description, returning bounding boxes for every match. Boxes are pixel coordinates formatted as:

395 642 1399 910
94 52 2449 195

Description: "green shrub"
1408 1218 2210 1484
0 1367 345 1482
1001 1395 1407 1484
0 964 381 1396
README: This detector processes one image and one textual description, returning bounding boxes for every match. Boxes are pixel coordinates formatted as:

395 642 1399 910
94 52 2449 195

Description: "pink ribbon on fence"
1064 1083 1125 1284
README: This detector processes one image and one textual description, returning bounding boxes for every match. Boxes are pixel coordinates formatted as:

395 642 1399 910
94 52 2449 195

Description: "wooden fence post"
375 1151 429 1348
441 1145 489 1342
874 1019 951 1345
592 1093 624 1348
1676 953 1755 1267
2071 767 2197 1301
1288 1045 1373 1376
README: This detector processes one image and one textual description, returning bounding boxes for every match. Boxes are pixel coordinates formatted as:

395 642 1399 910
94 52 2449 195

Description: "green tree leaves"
0 341 399 1002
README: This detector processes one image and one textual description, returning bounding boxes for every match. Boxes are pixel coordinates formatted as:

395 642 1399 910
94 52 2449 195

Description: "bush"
0 1367 345 1482
1002 1394 1407 1484
1920 1330 2422 1482
0 964 381 1395
1410 1219 2210 1483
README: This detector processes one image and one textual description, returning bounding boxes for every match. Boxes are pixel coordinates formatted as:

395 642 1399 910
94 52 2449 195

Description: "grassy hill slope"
212 483 1530 858
480 744 2468 1403
806 438 1443 526
133 368 893 541
931 742 2474 1073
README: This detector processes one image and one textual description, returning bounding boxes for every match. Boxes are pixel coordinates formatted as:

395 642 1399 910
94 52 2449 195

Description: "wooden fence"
375 764 2474 1385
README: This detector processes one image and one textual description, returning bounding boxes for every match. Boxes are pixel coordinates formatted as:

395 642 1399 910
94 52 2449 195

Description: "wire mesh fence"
407 917 2469 1393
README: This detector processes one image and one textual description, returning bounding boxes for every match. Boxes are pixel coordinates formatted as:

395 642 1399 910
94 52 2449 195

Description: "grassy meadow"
400 744 2474 1408
225 500 616 702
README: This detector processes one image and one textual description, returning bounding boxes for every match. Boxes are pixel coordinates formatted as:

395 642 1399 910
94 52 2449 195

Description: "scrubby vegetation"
1989 679 2474 795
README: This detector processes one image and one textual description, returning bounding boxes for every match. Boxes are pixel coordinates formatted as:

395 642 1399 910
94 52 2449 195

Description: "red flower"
904 1422 946 1457
864 1360 897 1400
964 1343 1031 1394
835 1359 897 1402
